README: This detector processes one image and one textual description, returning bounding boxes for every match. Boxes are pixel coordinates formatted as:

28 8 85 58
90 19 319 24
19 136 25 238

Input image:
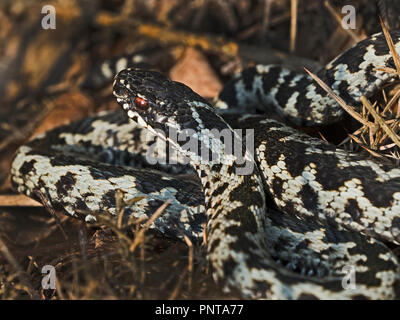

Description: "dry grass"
0 202 228 299
305 20 400 164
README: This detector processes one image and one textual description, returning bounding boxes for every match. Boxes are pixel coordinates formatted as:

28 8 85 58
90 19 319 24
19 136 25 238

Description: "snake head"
113 68 220 137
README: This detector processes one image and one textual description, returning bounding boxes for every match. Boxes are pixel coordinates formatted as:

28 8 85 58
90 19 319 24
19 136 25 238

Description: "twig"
168 268 188 300
348 134 384 158
380 17 400 79
0 194 42 207
290 0 298 52
304 68 374 128
382 87 400 114
360 96 400 148
115 189 146 229
129 199 171 253
260 0 273 39
183 235 193 292
0 237 40 299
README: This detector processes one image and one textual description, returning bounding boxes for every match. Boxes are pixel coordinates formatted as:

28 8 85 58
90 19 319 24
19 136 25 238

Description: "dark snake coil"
11 30 400 299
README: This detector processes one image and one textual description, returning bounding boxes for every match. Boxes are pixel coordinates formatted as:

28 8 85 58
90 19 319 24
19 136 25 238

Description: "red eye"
134 97 148 110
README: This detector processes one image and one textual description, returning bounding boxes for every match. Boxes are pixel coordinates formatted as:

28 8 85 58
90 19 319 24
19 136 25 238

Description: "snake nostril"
113 82 130 99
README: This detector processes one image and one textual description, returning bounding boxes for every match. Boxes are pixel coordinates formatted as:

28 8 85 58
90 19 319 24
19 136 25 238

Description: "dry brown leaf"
169 47 222 99
30 91 95 139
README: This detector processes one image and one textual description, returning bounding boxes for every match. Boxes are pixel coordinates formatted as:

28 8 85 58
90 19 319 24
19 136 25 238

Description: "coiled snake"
10 30 400 299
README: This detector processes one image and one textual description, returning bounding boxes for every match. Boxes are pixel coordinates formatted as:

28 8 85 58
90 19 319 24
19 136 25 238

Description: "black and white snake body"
11 30 400 299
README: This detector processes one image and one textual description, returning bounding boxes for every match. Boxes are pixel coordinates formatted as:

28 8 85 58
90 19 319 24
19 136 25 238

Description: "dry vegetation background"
0 0 399 300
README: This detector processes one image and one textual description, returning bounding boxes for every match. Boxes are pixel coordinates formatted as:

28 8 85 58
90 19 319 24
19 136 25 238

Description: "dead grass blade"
360 96 400 148
380 17 400 79
0 194 42 207
0 237 40 299
183 235 193 292
304 68 374 128
129 199 171 253
290 0 298 52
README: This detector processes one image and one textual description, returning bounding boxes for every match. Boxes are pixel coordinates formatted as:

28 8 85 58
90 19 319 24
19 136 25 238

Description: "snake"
10 30 400 299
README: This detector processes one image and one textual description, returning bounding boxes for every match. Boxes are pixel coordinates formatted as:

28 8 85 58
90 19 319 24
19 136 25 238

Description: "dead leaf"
170 47 222 99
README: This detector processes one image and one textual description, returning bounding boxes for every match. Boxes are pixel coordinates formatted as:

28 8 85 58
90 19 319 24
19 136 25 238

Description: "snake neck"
169 119 268 232
155 108 285 294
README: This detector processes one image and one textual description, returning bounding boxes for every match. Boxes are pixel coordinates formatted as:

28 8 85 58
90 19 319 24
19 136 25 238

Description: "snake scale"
10 30 400 299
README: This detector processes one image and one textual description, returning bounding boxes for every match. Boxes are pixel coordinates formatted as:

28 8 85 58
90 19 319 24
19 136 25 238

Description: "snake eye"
134 97 148 110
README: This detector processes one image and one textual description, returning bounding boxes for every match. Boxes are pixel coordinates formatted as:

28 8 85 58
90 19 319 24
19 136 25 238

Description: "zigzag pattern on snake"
10 30 400 299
